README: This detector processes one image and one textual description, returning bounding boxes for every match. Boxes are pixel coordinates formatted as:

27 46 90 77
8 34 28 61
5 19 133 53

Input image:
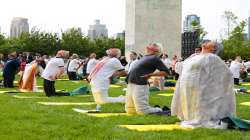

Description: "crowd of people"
0 41 250 129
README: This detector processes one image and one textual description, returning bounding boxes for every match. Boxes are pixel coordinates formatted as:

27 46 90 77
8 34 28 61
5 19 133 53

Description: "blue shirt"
3 58 20 76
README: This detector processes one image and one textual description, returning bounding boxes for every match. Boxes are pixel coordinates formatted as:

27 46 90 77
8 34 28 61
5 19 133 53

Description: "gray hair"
71 53 79 59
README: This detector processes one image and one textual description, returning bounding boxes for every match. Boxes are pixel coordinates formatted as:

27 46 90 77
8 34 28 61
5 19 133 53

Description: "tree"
6 28 60 55
0 28 125 58
0 34 12 55
191 20 207 41
222 20 250 60
222 11 238 39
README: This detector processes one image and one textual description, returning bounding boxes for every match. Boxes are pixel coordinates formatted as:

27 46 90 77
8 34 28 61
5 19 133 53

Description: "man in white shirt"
67 53 82 80
86 53 98 75
42 50 69 97
230 56 244 85
244 61 250 70
89 48 127 110
161 53 172 69
127 51 138 73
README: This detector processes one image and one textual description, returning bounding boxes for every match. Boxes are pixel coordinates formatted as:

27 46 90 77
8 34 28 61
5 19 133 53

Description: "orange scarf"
88 57 109 81
19 63 37 91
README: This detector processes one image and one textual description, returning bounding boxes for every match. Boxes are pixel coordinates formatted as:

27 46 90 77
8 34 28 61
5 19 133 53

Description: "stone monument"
125 0 182 58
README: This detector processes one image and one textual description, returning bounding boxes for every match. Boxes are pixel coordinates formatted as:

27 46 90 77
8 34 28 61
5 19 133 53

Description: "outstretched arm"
112 69 127 77
141 71 167 79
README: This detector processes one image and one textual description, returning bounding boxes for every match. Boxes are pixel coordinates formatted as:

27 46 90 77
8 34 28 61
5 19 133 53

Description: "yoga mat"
242 83 250 86
73 108 128 117
0 90 21 94
87 113 128 118
110 85 122 88
119 124 192 131
73 108 100 113
240 102 250 106
38 102 95 106
13 95 48 99
157 94 174 97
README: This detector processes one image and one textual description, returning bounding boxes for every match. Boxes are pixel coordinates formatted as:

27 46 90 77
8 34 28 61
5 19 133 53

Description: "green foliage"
222 20 250 60
0 28 125 58
191 20 207 41
0 34 12 55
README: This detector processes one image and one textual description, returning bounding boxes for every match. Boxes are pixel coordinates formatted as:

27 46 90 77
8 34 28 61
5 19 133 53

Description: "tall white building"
183 14 200 32
88 20 108 40
10 17 29 38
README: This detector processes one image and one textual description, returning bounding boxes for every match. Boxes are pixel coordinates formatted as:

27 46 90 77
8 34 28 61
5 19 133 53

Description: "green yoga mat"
69 86 90 96
149 87 160 92
222 116 250 130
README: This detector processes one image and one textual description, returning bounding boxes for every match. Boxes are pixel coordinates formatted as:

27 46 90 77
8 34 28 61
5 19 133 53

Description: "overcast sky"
0 0 249 39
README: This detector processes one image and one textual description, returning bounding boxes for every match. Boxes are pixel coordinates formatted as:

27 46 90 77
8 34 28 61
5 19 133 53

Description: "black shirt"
127 55 169 85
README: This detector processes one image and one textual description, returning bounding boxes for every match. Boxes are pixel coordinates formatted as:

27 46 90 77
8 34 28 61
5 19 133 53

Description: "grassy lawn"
0 78 250 140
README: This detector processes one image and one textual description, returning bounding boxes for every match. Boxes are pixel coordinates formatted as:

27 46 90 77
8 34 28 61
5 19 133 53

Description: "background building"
181 31 199 59
88 20 108 40
10 17 29 38
115 31 125 39
183 14 200 32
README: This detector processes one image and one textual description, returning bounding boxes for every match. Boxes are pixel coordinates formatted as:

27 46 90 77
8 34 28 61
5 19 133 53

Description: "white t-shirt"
230 61 243 78
127 59 138 73
68 59 80 72
162 58 172 69
86 58 98 74
244 61 250 69
44 59 49 65
42 57 65 81
90 57 124 90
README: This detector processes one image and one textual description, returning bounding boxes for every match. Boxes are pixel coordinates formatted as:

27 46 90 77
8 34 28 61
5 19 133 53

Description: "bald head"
107 48 121 58
146 42 163 56
56 50 69 58
89 53 96 59
201 41 217 54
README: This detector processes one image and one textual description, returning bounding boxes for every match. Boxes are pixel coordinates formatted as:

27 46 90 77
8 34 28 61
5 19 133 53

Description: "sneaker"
96 104 102 111
118 95 125 102
162 106 170 112
151 110 171 116
154 105 161 108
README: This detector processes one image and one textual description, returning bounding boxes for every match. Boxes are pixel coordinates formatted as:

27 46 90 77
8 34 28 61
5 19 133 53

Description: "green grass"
0 78 250 140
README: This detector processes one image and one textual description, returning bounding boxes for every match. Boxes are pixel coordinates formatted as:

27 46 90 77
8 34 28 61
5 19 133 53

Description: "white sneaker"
96 105 102 111
118 95 125 102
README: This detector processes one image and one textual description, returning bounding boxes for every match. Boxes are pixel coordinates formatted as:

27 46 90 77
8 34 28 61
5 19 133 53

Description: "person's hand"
49 75 56 81
141 73 152 79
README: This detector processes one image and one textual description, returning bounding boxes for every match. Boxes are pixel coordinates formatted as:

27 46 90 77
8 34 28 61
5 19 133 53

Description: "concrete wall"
125 0 182 58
